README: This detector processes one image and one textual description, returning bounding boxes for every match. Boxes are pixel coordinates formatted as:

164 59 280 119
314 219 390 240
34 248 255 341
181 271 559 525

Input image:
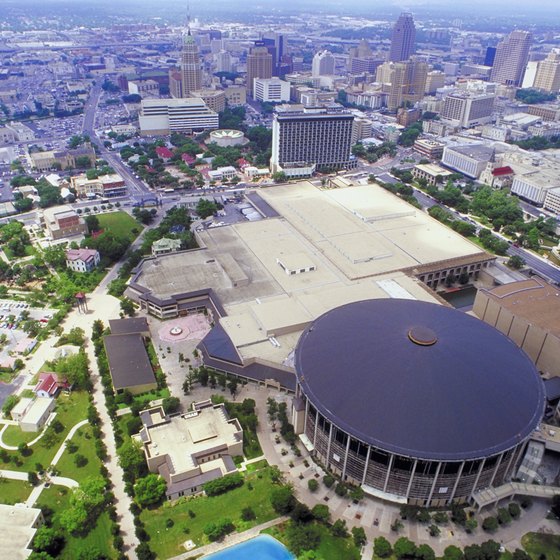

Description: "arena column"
448 461 465 504
361 445 371 485
341 436 351 479
427 461 443 505
405 459 418 500
382 453 395 492
488 453 504 488
469 458 487 502
325 422 333 469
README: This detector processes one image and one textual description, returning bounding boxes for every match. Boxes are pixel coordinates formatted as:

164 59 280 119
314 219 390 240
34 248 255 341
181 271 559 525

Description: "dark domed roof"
294 299 545 461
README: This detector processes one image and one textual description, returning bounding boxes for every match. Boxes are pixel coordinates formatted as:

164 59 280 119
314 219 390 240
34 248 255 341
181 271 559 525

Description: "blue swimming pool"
203 535 295 560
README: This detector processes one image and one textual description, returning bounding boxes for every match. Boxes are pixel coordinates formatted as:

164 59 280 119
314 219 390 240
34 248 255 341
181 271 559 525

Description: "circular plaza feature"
209 129 248 147
170 326 183 336
294 299 545 506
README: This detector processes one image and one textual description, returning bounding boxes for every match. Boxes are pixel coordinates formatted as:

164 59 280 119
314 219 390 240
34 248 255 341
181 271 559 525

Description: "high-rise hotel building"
271 105 355 176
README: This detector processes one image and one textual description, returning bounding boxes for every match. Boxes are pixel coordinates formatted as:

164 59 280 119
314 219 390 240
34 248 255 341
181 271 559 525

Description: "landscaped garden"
521 532 560 560
140 465 280 559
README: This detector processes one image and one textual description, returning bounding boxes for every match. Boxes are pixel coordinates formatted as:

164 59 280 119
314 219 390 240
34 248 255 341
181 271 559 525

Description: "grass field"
521 532 560 560
1 391 89 472
141 466 280 559
55 424 103 482
37 485 115 560
0 478 33 505
97 211 142 241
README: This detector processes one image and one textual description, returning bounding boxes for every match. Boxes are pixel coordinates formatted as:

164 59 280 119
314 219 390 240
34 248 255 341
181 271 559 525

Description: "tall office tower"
262 32 285 76
271 105 355 175
534 49 560 93
490 30 532 87
389 12 416 62
312 50 335 77
246 43 273 95
215 50 232 73
425 70 445 94
376 58 428 110
484 46 497 67
180 28 203 96
356 38 373 58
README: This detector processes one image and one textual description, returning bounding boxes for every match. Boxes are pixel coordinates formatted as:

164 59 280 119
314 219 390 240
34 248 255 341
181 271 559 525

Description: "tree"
322 474 335 488
308 479 319 492
480 540 501 560
196 198 219 219
428 524 440 537
85 215 100 233
28 471 39 485
497 507 512 525
118 440 147 480
331 518 348 538
374 536 393 558
120 298 135 317
394 536 416 559
134 474 167 507
482 516 498 532
33 526 65 556
270 485 295 514
512 549 531 560
507 255 525 269
443 545 464 560
351 526 366 548
272 171 288 183
204 518 235 541
14 197 33 212
162 396 180 414
136 543 156 560
227 379 238 396
417 544 436 560
464 545 482 560
241 506 256 521
290 501 313 524
286 523 321 556
311 504 330 523
349 485 365 502
465 518 478 533
2 394 20 416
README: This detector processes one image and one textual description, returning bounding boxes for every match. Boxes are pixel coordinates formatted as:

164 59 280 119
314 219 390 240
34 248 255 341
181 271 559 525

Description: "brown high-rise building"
180 29 203 96
389 13 416 62
490 30 532 87
246 44 273 94
376 58 428 110
533 49 560 93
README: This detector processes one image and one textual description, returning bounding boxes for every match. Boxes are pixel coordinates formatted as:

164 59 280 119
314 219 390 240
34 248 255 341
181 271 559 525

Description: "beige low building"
0 504 44 560
139 400 243 500
473 278 560 377
412 163 453 186
11 397 55 432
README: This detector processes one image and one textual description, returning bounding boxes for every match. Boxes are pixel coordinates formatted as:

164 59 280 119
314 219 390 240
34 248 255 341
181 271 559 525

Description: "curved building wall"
299 392 527 506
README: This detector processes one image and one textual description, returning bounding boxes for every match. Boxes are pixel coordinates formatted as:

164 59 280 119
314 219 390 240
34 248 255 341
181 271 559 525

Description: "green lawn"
97 211 142 241
36 485 116 560
0 391 89 472
2 425 39 446
0 478 33 505
264 521 360 560
522 532 560 560
55 424 103 482
141 466 280 559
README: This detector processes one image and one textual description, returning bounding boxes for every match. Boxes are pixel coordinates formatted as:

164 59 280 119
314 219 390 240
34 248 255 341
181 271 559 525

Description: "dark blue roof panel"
295 299 545 461
201 323 243 365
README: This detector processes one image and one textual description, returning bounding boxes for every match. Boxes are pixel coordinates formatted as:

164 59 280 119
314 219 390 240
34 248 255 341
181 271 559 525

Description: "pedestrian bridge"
473 481 559 510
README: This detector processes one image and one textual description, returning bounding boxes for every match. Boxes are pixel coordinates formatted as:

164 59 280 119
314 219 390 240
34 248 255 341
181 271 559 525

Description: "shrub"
241 506 256 521
204 518 235 541
165 518 174 528
429 524 441 537
203 473 243 496
497 507 512 525
322 474 335 488
482 516 499 532
351 526 366 547
307 479 319 492
312 504 330 523
334 482 348 497
374 536 393 558
508 502 521 519
74 454 88 468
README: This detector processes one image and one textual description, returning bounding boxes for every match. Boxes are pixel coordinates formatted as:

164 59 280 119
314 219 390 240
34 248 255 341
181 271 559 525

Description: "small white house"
66 248 100 272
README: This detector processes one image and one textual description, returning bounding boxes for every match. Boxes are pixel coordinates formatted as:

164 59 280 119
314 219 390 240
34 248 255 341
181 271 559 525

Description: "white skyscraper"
312 50 335 77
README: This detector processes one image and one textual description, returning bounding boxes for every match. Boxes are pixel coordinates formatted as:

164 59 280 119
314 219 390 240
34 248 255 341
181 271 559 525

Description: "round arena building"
292 299 545 506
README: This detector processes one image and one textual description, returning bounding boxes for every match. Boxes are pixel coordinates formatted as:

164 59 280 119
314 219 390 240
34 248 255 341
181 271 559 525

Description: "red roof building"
181 153 196 165
492 166 514 177
34 373 72 398
155 146 174 160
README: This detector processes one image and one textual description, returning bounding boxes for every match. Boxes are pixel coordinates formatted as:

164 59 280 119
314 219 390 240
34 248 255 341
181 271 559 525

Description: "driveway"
0 373 25 408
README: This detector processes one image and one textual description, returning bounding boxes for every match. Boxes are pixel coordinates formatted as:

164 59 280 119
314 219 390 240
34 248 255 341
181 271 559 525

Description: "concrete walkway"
170 516 289 560
50 419 88 467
